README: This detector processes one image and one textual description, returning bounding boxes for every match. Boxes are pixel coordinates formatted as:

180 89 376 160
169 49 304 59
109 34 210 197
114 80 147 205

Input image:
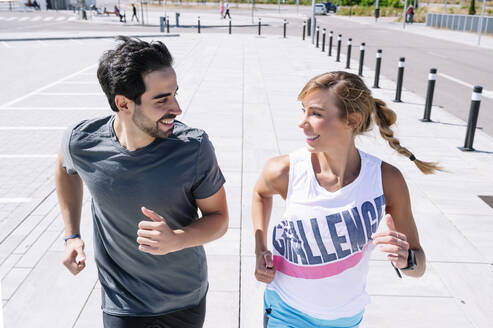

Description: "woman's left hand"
372 214 409 269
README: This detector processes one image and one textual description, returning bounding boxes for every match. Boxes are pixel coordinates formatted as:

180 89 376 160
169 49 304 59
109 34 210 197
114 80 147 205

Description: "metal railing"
426 13 493 34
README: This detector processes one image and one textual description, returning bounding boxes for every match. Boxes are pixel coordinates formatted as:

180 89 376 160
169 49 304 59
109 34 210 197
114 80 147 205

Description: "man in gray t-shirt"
55 36 228 328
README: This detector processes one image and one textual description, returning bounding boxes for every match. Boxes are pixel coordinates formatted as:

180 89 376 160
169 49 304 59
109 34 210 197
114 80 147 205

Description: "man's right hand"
62 238 86 275
254 250 276 283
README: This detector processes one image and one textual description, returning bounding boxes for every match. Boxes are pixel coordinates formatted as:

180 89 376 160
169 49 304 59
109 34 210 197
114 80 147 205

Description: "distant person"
407 5 415 24
114 5 124 22
131 3 139 23
223 1 231 19
32 0 40 9
220 1 225 19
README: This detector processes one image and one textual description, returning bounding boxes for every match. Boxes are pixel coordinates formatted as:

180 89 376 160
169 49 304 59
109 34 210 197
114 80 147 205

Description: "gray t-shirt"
61 115 225 316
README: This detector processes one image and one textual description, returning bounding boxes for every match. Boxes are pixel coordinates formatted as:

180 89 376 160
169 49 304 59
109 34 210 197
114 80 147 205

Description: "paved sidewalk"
0 32 492 328
331 14 493 50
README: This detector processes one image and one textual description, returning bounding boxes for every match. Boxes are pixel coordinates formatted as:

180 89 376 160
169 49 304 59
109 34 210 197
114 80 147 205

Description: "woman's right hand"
255 250 276 283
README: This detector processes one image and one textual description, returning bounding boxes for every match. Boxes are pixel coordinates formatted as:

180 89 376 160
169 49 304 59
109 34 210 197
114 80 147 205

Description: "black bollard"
166 15 170 33
283 19 287 38
394 57 405 102
421 68 437 122
373 49 382 88
198 16 201 34
460 86 483 151
336 34 342 62
346 38 352 69
229 19 232 34
322 28 326 52
328 31 333 56
358 42 365 76
160 17 165 32
258 18 261 36
316 26 320 48
302 21 306 40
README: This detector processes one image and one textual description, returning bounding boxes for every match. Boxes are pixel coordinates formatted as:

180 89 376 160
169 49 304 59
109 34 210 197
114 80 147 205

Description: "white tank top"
267 148 386 320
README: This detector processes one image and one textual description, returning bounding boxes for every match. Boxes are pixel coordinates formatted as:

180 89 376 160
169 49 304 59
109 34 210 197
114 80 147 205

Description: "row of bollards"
300 23 485 152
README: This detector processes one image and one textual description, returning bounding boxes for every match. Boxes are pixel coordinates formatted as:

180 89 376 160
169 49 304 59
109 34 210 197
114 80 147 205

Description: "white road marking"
18 17 29 22
0 198 32 204
56 17 66 21
1 41 11 48
68 17 76 21
428 51 447 59
6 17 16 21
0 63 97 108
438 73 493 99
38 92 104 96
61 81 97 84
31 16 41 21
0 127 66 130
43 17 54 22
0 107 107 111
0 155 57 159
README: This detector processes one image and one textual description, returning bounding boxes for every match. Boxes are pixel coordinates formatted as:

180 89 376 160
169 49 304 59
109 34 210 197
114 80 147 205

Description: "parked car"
314 3 328 15
323 2 337 13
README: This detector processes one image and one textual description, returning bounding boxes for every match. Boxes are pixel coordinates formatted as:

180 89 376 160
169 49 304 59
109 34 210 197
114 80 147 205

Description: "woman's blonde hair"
298 71 442 174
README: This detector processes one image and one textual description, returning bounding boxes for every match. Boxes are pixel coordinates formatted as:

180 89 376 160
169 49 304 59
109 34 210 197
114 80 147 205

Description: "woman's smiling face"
298 89 355 153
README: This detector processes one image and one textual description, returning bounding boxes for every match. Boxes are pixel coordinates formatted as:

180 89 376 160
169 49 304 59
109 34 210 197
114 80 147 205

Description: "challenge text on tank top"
268 148 386 320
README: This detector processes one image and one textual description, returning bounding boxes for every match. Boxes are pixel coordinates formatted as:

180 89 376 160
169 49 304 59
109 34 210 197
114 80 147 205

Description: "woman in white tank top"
252 72 442 328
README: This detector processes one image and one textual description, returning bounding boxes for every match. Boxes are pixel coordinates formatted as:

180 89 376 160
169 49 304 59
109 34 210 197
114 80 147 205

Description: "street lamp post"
402 0 408 29
477 0 487 45
311 0 316 44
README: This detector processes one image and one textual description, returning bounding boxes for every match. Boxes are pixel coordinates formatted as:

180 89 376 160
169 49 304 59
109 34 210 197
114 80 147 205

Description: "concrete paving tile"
432 263 493 328
0 254 21 280
204 291 239 328
3 251 97 328
208 255 239 292
366 260 451 297
239 255 264 328
205 228 240 256
414 212 485 263
15 230 60 268
446 214 493 262
1 268 31 300
13 207 60 256
72 282 102 328
363 296 472 328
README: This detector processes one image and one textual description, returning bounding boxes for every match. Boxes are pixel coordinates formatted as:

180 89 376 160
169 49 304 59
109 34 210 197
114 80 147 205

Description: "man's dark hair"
97 36 174 112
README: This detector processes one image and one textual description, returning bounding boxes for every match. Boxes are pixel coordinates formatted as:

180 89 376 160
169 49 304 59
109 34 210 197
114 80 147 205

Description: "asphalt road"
1 6 492 137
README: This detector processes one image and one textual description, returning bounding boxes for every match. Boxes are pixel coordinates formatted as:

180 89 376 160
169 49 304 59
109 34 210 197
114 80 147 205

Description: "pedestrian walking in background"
253 71 437 327
220 1 225 19
56 36 229 328
223 1 231 19
131 3 139 23
407 5 415 24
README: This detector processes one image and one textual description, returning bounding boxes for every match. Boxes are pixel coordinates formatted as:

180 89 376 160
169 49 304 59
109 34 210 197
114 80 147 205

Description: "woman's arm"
252 155 289 283
373 162 426 278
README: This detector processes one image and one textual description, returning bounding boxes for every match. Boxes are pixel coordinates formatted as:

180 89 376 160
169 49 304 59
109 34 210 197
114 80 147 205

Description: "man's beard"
132 106 173 139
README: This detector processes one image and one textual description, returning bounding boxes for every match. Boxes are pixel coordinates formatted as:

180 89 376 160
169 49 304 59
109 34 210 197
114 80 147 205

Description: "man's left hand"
137 207 183 255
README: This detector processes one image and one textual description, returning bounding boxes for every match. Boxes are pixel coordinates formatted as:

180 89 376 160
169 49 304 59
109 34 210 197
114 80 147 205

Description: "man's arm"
55 151 86 275
137 186 229 255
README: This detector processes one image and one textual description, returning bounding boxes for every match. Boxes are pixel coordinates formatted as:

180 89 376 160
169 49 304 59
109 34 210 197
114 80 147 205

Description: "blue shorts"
263 289 364 328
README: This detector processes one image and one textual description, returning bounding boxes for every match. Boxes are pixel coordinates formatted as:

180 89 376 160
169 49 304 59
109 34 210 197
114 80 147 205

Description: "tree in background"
469 0 476 15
